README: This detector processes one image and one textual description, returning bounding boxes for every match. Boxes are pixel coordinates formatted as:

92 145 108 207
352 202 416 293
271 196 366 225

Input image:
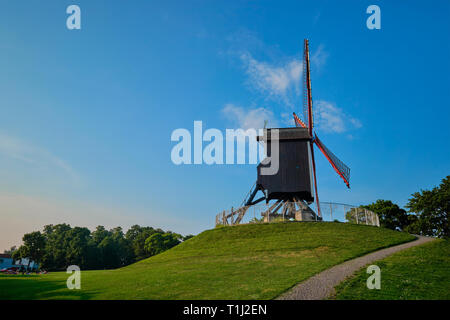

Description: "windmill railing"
215 201 380 227
318 202 380 226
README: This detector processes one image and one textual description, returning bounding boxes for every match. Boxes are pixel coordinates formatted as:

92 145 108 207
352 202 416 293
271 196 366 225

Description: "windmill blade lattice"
314 134 351 188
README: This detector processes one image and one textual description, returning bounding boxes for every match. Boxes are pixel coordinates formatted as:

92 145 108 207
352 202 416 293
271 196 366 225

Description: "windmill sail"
314 134 351 188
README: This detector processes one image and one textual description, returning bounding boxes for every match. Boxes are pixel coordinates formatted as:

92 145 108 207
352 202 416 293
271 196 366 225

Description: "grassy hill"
0 222 415 300
333 239 450 300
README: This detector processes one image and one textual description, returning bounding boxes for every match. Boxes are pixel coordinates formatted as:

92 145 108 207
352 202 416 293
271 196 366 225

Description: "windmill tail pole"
309 142 322 218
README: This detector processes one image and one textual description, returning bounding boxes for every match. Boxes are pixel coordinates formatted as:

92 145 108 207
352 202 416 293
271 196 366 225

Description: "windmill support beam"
248 196 265 206
244 184 260 206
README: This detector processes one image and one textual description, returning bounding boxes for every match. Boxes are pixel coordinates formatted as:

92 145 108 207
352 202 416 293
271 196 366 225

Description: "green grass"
0 222 415 300
333 239 450 300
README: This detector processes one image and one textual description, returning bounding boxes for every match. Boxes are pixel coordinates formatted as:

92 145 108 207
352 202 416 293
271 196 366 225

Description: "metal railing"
215 201 380 227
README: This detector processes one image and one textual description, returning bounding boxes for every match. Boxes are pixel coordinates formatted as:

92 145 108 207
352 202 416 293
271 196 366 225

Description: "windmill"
218 39 350 225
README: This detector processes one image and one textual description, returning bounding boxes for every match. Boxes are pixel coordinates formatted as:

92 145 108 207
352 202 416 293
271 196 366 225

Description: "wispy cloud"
310 44 329 70
314 100 362 134
240 52 302 106
222 103 278 130
0 133 79 182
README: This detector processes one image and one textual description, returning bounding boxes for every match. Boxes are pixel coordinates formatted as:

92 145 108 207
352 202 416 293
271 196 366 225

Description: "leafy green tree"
125 225 158 260
144 233 181 256
96 227 134 269
183 235 194 241
361 200 409 230
14 231 46 270
124 225 144 242
406 175 449 238
91 226 110 245
11 246 26 264
3 246 17 254
403 214 421 235
64 227 92 268
88 226 111 269
41 224 72 270
110 227 134 266
98 236 121 269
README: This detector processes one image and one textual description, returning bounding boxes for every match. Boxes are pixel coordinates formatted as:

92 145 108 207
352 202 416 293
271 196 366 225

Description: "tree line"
346 175 449 238
9 224 193 271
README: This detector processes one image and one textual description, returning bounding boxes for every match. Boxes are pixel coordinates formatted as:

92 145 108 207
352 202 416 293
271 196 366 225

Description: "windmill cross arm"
293 112 307 128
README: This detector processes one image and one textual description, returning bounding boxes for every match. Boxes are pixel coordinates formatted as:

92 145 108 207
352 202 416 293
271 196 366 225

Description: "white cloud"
222 103 278 130
314 101 362 134
240 52 302 105
238 46 328 106
0 133 79 182
349 117 363 129
311 44 329 70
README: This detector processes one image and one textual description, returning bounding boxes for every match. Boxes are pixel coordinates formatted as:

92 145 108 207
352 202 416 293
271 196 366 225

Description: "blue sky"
0 0 449 250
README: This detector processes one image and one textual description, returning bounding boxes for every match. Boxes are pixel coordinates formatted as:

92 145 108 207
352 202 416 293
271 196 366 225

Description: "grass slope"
0 222 415 300
333 239 450 300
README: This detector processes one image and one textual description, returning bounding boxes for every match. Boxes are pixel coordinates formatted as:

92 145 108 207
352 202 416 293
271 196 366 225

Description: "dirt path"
276 236 435 300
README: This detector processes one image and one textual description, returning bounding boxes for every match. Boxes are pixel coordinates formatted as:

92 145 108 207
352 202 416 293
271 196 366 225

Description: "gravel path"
276 236 435 300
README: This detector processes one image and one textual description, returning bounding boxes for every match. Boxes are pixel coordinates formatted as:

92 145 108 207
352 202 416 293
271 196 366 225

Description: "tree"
96 227 134 269
406 175 449 238
125 225 158 260
98 236 121 269
144 233 181 256
124 225 144 242
88 226 110 269
182 235 194 241
403 214 421 235
15 231 46 270
3 246 17 254
91 226 110 245
361 200 410 230
42 224 72 270
65 227 92 269
11 246 26 264
109 227 134 267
